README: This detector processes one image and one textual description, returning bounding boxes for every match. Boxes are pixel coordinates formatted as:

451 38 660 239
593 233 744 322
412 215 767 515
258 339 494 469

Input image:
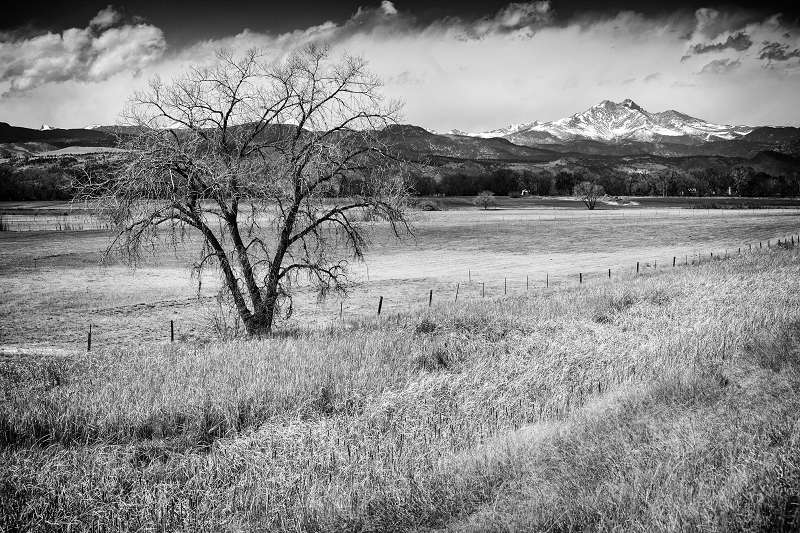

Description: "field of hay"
1 201 799 354
1 242 800 531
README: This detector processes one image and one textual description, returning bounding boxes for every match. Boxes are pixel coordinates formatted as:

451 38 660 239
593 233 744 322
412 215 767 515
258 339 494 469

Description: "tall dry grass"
1 247 800 531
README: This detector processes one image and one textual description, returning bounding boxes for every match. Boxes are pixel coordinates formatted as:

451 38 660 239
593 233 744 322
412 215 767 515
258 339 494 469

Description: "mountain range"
2 99 799 161
430 99 800 159
445 99 754 144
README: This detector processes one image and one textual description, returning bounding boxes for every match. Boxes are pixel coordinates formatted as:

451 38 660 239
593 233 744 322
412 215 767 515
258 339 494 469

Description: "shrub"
473 190 496 210
416 199 443 211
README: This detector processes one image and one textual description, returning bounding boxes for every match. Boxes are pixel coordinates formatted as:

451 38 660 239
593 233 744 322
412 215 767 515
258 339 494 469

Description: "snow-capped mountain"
39 124 55 131
451 99 753 146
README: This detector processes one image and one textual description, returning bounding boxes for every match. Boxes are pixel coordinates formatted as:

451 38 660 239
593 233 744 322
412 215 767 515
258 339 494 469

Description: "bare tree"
79 47 410 335
473 190 496 210
573 181 605 210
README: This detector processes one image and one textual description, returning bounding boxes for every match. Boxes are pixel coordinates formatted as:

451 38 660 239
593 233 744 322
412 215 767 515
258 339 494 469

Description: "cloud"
2 2 800 130
0 6 165 93
681 9 800 73
690 31 752 54
692 8 759 41
699 58 741 74
759 41 800 62
380 1 398 16
490 1 552 30
90 5 122 30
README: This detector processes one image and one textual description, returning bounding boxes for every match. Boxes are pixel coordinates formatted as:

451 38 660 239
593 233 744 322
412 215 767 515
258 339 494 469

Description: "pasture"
1 199 800 354
1 240 800 531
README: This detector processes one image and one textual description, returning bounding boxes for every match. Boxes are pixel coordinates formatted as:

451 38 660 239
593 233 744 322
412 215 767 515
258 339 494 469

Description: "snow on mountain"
456 99 753 145
39 124 55 131
469 122 539 138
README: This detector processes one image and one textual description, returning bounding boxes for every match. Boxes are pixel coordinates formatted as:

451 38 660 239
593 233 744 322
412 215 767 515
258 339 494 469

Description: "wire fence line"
344 232 800 317
77 231 800 351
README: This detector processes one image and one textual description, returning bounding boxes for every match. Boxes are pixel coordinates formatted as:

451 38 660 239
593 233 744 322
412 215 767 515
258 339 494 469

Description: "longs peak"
450 99 753 146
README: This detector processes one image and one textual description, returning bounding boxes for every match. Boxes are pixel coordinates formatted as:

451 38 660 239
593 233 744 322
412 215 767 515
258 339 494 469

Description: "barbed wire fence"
72 231 799 351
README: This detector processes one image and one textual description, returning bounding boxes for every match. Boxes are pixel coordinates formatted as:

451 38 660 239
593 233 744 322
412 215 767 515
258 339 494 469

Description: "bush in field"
574 181 605 210
473 190 496 210
416 199 442 211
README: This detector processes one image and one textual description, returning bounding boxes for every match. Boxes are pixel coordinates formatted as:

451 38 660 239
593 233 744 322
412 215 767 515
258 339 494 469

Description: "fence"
80 232 800 351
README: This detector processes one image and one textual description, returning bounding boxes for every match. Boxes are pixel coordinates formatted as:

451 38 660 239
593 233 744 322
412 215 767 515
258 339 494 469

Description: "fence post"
429 289 433 307
170 320 174 342
636 261 639 274
608 268 611 279
673 256 676 267
455 283 459 302
340 301 343 320
482 282 485 297
579 273 582 284
377 296 383 315
87 324 92 352
546 273 549 288
526 275 529 291
504 278 507 295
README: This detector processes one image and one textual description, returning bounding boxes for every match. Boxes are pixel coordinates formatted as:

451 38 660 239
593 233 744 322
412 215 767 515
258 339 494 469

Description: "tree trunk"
243 195 299 336
244 306 274 336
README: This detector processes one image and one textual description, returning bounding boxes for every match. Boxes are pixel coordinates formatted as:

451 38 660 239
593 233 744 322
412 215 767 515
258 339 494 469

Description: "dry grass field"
1 201 799 354
1 242 800 531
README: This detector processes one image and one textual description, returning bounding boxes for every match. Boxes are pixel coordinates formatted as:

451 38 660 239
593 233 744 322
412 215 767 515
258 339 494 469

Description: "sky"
1 1 799 131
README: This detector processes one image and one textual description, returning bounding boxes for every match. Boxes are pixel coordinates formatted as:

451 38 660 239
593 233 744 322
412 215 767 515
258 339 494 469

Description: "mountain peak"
620 98 643 112
589 99 644 114
592 99 615 109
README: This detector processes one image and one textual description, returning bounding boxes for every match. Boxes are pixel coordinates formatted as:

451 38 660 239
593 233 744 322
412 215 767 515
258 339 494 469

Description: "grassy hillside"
2 247 800 531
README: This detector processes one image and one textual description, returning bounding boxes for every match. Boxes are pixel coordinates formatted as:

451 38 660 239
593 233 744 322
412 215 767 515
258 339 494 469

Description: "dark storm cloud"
690 31 752 53
758 41 800 61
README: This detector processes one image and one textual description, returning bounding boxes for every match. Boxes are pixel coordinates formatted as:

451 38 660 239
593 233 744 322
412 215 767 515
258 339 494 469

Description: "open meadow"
1 235 800 531
1 199 800 354
2 199 800 530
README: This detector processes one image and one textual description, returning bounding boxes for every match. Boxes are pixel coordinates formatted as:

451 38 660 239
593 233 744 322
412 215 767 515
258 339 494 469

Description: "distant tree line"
409 165 800 198
0 158 116 201
3 157 800 201
0 163 73 201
